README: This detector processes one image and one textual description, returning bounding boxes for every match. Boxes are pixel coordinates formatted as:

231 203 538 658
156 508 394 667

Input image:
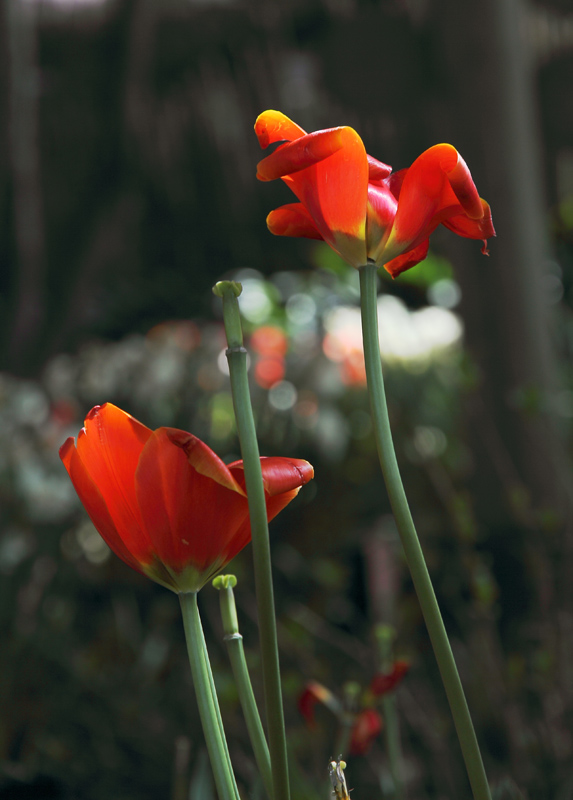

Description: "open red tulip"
60 403 314 593
255 110 495 277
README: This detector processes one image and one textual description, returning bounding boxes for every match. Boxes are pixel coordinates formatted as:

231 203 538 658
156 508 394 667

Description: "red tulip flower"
298 681 342 728
255 110 495 277
370 659 410 696
60 403 314 593
349 709 383 756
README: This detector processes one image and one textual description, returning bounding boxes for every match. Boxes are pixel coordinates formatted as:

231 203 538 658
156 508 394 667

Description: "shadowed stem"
358 263 491 800
215 280 289 800
375 626 404 800
382 693 403 800
179 592 240 800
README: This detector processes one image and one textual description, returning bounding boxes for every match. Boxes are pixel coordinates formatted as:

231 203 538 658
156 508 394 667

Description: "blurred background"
1 0 573 797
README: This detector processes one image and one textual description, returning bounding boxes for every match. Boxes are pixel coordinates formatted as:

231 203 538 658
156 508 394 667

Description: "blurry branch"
123 0 161 178
6 0 45 369
286 601 371 667
363 519 401 626
49 191 142 355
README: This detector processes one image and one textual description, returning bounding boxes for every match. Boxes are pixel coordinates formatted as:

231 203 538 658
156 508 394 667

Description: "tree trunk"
432 0 572 526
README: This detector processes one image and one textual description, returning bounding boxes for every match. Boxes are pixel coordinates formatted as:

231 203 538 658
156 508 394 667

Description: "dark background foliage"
1 0 573 798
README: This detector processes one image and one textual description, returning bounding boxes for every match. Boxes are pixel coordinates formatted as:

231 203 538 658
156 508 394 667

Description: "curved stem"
216 281 290 800
179 592 241 800
359 263 491 800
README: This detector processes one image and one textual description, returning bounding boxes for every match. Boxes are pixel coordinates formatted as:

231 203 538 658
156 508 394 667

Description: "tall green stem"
214 281 290 800
214 575 273 799
381 693 404 800
359 263 491 800
179 592 241 800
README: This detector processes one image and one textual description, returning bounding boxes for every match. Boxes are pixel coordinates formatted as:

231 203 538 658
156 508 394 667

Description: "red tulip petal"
382 144 485 264
299 687 320 728
258 455 314 526
255 113 369 267
386 168 408 199
262 488 303 522
383 238 430 278
260 456 314 496
370 660 410 696
405 144 483 219
442 146 484 219
283 128 369 267
267 203 324 241
367 154 393 182
224 478 300 540
135 429 250 587
228 457 314 497
168 428 245 494
441 198 496 241
60 437 147 574
298 681 337 727
366 184 398 261
350 709 383 756
255 110 306 149
227 457 313 546
256 127 351 182
73 403 155 564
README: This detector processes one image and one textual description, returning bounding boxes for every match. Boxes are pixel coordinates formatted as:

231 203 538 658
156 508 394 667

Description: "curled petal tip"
283 457 314 489
254 115 270 149
295 459 314 485
256 127 350 182
164 427 196 449
257 456 315 496
85 404 104 421
266 204 324 241
443 147 484 219
256 164 271 182
254 110 306 150
59 436 76 462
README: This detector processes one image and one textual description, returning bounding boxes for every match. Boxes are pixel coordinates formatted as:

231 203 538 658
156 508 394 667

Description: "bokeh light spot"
268 381 298 411
286 294 317 327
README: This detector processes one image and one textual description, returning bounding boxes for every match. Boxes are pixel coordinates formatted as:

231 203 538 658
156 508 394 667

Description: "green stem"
335 681 359 759
215 281 290 800
381 694 404 800
375 626 404 800
214 576 273 798
179 592 241 800
333 716 353 761
358 263 491 800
